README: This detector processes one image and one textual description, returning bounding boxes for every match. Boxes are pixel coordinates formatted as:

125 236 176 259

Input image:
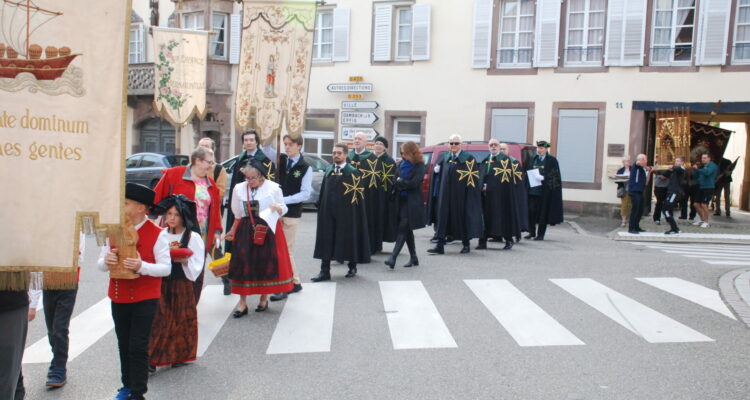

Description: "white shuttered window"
650 0 696 65
734 0 750 63
557 109 599 183
373 3 431 62
605 0 647 66
211 13 228 59
396 7 414 61
565 0 606 65
333 8 350 62
697 0 731 65
497 0 535 67
313 11 334 62
129 24 144 64
229 13 241 64
374 4 394 61
412 3 431 60
472 0 494 68
534 0 562 67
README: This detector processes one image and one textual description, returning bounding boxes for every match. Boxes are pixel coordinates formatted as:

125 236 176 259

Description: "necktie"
335 166 340 175
287 157 293 171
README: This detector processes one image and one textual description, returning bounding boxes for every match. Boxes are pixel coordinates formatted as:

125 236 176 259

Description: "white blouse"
162 230 205 282
231 180 287 219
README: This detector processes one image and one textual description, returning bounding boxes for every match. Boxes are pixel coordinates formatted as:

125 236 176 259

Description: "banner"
0 0 130 278
152 27 208 127
235 0 316 144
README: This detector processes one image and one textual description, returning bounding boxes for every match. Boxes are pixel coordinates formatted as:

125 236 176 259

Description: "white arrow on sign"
342 128 379 141
341 101 379 110
327 83 373 92
341 111 379 126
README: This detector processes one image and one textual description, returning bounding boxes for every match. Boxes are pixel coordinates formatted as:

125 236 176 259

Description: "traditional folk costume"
348 147 380 255
98 183 170 400
478 153 529 249
313 163 371 280
153 166 222 303
427 150 484 253
526 142 564 240
148 195 205 368
228 179 293 295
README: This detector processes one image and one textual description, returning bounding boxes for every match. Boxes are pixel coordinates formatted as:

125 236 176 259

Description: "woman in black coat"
385 141 426 269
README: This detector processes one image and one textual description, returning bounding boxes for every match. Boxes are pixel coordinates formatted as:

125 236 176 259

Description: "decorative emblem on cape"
343 174 365 204
456 159 479 188
494 159 523 184
263 160 275 181
292 170 301 178
360 159 380 188
380 162 395 192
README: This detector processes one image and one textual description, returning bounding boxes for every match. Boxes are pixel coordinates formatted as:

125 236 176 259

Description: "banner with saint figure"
235 0 316 144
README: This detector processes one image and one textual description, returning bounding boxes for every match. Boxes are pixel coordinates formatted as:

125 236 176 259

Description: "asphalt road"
21 212 750 400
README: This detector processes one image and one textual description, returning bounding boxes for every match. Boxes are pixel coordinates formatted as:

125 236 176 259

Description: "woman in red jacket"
154 146 222 303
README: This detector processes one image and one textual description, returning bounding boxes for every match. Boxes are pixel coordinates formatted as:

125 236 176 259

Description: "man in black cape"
347 131 382 253
478 140 528 250
371 136 398 248
525 140 563 240
427 134 483 254
312 143 371 281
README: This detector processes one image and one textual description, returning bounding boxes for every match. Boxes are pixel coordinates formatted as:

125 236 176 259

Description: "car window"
303 155 331 172
140 155 161 167
467 150 490 161
125 156 141 168
166 155 189 167
422 152 432 167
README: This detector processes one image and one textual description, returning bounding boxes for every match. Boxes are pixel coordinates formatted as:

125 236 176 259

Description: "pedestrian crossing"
630 242 750 266
23 277 738 364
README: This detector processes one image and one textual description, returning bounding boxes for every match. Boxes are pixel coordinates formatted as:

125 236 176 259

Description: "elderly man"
627 154 650 234
347 131 381 254
478 140 528 250
427 134 483 254
525 140 563 241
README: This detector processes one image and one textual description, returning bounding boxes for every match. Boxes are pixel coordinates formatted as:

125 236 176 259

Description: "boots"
403 231 419 267
385 233 406 269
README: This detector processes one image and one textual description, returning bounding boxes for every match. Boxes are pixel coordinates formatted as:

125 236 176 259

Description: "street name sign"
327 83 373 92
342 127 378 141
341 101 379 110
341 111 379 126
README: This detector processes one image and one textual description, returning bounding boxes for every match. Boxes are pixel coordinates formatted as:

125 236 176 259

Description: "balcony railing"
495 49 533 68
563 47 603 66
732 44 750 64
649 46 693 65
128 63 155 96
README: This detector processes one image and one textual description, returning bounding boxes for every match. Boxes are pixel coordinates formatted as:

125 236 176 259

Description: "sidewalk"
608 208 750 244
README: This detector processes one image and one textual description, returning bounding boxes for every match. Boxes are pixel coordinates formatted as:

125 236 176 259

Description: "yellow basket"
208 252 231 278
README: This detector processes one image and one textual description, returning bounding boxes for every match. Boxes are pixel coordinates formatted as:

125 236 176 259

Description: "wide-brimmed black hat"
536 140 551 148
126 182 155 206
152 194 200 246
242 158 268 177
374 136 389 149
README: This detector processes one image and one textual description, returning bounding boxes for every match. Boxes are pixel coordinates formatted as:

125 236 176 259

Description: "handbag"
246 185 267 246
616 185 626 198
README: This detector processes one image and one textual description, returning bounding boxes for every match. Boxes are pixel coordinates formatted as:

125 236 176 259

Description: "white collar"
134 217 148 230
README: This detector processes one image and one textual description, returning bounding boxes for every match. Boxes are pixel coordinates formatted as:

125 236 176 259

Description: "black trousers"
687 185 699 219
663 192 681 232
628 191 644 231
527 195 547 238
320 259 355 272
111 299 158 398
43 288 78 373
714 181 731 213
394 197 417 257
653 187 667 222
0 306 28 400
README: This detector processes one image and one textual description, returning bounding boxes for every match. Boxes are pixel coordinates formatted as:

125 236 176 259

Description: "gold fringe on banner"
43 270 79 290
0 271 31 292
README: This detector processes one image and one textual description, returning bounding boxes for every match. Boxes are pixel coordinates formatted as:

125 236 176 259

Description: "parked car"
420 141 536 205
221 153 330 208
125 152 189 188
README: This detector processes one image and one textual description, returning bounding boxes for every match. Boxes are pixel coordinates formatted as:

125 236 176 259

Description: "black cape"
426 150 483 240
526 154 564 225
225 149 276 252
373 153 398 244
313 164 371 263
348 149 382 253
480 153 528 240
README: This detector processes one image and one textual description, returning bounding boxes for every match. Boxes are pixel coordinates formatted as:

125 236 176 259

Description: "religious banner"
152 27 208 127
235 0 316 144
0 0 130 284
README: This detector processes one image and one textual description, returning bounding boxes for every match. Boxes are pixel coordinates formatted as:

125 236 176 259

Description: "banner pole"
176 125 182 154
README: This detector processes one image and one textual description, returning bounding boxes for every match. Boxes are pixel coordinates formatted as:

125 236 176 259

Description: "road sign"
341 101 379 110
341 111 379 126
327 83 373 92
341 127 378 141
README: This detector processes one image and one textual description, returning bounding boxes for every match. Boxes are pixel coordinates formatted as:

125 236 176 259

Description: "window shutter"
139 24 146 63
373 4 393 61
411 3 431 61
604 0 625 65
471 0 493 68
697 0 731 65
333 8 350 62
534 0 561 68
229 13 241 64
621 0 647 66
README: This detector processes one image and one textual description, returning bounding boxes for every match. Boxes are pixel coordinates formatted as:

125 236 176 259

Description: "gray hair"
449 134 462 142
191 146 214 164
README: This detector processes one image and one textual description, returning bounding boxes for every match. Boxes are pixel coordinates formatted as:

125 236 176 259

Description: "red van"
419 141 537 205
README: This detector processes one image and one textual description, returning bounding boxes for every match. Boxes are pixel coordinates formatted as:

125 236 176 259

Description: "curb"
566 220 589 236
718 268 750 328
609 231 750 244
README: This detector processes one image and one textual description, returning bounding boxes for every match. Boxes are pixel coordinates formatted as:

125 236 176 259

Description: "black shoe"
270 292 288 302
713 212 721 216
311 272 331 282
476 242 487 250
291 283 303 293
171 362 188 368
403 255 419 268
345 267 357 278
533 236 544 241
524 234 535 239
255 303 268 312
503 241 513 250
636 228 646 232
460 245 470 254
384 256 396 269
726 211 731 217
427 246 444 255
628 230 640 234
232 307 248 318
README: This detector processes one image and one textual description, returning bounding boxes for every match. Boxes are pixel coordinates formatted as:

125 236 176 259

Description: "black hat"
243 158 268 177
374 136 389 149
536 140 551 148
126 182 155 206
152 194 200 247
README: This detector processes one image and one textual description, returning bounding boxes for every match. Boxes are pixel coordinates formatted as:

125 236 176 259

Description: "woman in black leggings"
385 141 426 269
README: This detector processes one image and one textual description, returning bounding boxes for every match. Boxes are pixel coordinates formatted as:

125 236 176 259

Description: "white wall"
721 123 747 209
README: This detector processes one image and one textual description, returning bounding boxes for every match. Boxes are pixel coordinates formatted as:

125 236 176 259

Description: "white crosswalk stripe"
631 242 750 265
25 278 737 361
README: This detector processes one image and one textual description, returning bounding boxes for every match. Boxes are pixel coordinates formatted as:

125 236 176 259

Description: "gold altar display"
0 0 131 289
234 1 316 144
654 108 691 170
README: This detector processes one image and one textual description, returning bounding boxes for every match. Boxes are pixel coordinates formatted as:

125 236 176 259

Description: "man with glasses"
525 140 563 241
312 143 371 281
427 134 483 254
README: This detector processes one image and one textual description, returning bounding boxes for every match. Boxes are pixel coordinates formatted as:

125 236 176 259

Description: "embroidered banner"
235 0 316 144
152 27 208 127
0 0 130 276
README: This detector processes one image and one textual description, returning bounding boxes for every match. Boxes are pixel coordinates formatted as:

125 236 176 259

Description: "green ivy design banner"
152 27 208 127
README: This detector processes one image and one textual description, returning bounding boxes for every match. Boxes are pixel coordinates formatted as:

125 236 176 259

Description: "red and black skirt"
149 272 197 366
229 216 294 295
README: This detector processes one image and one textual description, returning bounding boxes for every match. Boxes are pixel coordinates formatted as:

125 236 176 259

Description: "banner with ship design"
234 0 316 144
0 0 130 283
152 27 208 127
